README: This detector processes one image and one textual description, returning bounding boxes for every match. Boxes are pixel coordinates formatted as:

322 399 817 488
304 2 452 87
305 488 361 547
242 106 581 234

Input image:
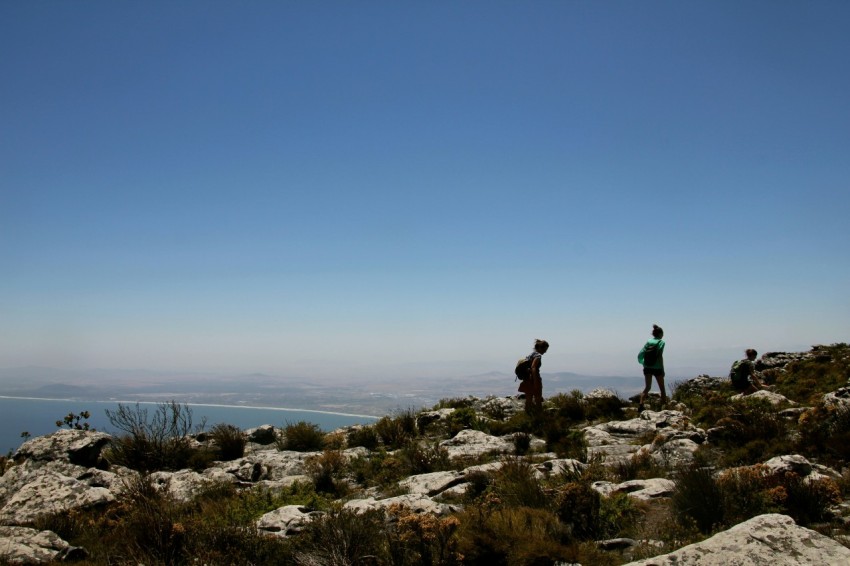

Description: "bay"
0 397 378 456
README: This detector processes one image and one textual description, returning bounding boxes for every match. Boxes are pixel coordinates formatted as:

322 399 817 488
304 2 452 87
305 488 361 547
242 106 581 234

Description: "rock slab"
624 513 850 565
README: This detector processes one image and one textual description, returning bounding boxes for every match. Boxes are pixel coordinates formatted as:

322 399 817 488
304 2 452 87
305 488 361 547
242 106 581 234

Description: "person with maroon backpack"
637 324 667 410
517 339 549 414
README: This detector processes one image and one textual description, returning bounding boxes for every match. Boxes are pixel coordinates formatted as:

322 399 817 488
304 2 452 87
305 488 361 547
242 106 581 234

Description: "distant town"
0 366 648 416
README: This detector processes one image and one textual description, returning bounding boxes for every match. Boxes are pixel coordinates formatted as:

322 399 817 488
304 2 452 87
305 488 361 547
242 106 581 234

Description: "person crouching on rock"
730 348 765 395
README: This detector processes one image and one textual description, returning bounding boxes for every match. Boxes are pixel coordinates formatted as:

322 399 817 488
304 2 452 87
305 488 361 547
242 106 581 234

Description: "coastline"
0 395 379 421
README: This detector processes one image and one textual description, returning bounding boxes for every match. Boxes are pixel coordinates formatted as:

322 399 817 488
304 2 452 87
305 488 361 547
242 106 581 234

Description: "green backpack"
729 360 750 386
642 341 660 366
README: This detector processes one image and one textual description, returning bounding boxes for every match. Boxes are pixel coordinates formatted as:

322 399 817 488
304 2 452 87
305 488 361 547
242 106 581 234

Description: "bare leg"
640 372 652 406
656 376 668 405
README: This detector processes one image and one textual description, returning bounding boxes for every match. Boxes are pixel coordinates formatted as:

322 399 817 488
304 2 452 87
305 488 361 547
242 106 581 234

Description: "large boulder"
343 493 458 516
731 389 794 406
584 410 700 466
256 505 322 537
0 471 115 524
592 478 675 501
624 514 850 565
0 526 86 564
13 429 112 468
439 429 515 459
245 424 277 445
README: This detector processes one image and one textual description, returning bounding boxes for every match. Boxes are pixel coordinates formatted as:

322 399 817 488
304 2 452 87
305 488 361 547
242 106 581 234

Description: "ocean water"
0 397 378 455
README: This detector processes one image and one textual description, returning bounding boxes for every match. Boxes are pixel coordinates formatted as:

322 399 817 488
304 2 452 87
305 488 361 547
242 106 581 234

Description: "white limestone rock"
343 493 458 516
585 388 619 400
439 429 514 459
533 458 585 479
731 389 794 406
763 454 812 477
0 471 115 524
245 424 277 445
0 526 85 564
592 478 675 501
149 470 212 502
623 513 850 565
823 387 850 410
399 471 463 496
13 429 112 468
256 505 322 537
646 438 701 467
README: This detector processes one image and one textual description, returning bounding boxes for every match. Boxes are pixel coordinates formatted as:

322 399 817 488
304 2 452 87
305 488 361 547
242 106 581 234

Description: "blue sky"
1 1 848 380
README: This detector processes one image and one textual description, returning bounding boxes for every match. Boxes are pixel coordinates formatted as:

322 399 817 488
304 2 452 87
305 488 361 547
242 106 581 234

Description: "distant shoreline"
0 396 379 421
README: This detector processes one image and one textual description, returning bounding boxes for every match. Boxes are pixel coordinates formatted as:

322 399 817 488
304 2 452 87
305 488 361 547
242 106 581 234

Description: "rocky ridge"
2 347 850 564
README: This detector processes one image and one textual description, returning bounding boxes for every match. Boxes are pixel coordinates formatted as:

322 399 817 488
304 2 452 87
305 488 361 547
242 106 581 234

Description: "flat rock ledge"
0 526 86 564
623 513 850 565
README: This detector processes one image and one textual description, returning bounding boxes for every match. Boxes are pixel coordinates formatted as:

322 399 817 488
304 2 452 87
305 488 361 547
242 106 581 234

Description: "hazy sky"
2 1 848 380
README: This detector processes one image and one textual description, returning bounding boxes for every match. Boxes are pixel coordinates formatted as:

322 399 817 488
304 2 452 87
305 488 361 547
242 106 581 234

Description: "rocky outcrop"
623 513 850 565
256 505 322 537
13 429 112 468
731 389 794 406
0 430 131 526
0 471 115 524
584 409 704 466
592 478 675 501
0 526 86 564
439 429 516 459
343 493 458 516
2 351 849 563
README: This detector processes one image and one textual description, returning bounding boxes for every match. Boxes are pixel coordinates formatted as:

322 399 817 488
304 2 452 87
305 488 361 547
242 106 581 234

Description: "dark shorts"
643 367 665 379
731 378 750 391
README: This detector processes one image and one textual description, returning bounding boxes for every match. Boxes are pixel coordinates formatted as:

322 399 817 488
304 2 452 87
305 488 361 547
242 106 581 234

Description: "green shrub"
709 398 789 466
598 491 642 539
773 343 850 403
347 425 380 450
305 449 349 497
291 508 390 565
486 411 533 437
585 393 626 422
278 420 326 452
455 504 572 565
55 410 93 431
613 450 666 482
553 481 601 540
489 457 548 509
350 449 407 488
446 406 481 436
375 409 418 450
512 432 532 455
385 505 461 566
797 403 850 465
544 425 587 460
434 397 475 410
400 440 452 475
779 472 841 525
716 465 784 526
104 401 195 472
672 463 725 534
549 390 586 422
209 423 246 461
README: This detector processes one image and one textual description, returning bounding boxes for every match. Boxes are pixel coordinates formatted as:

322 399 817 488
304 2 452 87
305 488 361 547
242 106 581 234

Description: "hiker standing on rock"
730 349 765 394
518 339 549 413
638 324 667 410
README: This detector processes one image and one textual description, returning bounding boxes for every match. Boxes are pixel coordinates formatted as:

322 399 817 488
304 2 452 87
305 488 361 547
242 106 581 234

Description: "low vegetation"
9 343 850 565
